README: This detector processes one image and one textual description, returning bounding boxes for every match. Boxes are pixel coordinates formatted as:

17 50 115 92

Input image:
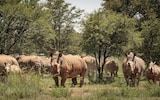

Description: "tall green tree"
102 0 160 61
102 0 160 19
0 1 33 54
82 10 136 79
141 19 160 64
46 0 83 52
0 0 55 55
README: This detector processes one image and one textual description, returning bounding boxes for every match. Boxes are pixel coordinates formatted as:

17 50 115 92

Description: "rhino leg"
53 77 59 87
79 69 87 87
61 77 67 87
0 69 8 82
71 77 77 87
135 78 140 86
153 78 158 85
79 73 86 87
114 71 118 77
124 75 129 86
129 78 135 87
135 73 141 86
111 73 113 77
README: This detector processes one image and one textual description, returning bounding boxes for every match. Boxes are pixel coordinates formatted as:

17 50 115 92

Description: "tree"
82 10 136 80
46 0 83 52
102 0 160 19
0 0 55 55
141 19 160 64
0 1 33 54
102 0 160 61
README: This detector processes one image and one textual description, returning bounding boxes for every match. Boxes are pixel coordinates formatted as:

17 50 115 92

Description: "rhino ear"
50 52 53 57
133 52 136 56
4 62 7 66
132 52 136 61
125 52 128 57
59 52 63 57
153 61 156 64
16 56 20 60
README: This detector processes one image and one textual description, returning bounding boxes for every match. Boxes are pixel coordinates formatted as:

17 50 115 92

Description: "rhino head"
126 52 136 61
148 61 156 74
50 51 62 77
127 61 136 74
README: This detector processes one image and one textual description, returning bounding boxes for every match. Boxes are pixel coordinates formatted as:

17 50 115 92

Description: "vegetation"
0 0 160 99
0 0 160 63
0 73 41 99
0 70 160 99
0 0 83 55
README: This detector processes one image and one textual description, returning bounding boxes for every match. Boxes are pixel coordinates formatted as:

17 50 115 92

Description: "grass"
0 72 42 100
0 61 160 100
50 88 72 98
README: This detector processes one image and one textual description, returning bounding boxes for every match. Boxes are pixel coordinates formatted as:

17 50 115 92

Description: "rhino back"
60 55 87 71
152 65 160 74
105 60 118 72
82 56 96 71
134 56 146 71
0 55 19 67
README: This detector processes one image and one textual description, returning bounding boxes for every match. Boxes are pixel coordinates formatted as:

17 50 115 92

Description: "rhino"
0 54 19 81
81 56 97 80
50 51 87 87
122 52 146 87
16 55 44 75
104 60 118 77
40 56 51 74
5 63 22 74
146 61 160 85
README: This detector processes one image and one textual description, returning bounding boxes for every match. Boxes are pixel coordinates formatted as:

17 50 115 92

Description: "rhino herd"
0 51 160 87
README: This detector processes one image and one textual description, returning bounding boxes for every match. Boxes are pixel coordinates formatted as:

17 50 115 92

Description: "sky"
65 0 102 13
40 0 102 13
65 0 103 32
40 0 103 32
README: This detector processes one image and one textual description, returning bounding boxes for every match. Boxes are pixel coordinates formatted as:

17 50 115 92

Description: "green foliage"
82 10 136 56
0 0 83 55
1 0 21 5
0 1 56 55
46 0 83 52
102 0 160 64
141 19 160 64
102 0 160 19
82 10 139 80
65 32 83 54
24 7 55 55
0 3 33 54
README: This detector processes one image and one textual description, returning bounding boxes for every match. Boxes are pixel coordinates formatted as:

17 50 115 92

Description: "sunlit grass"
0 72 42 99
0 61 160 100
